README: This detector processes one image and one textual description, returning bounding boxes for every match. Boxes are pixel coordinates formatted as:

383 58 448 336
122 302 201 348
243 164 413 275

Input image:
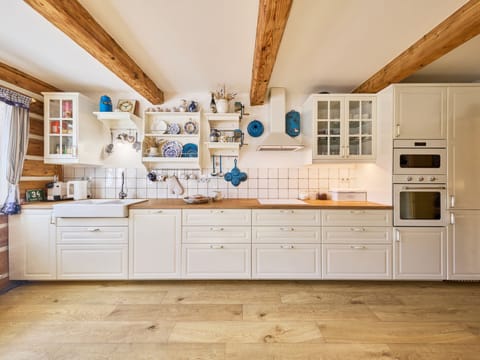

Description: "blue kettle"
99 95 112 112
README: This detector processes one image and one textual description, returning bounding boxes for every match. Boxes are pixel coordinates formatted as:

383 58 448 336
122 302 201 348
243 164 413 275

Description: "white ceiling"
0 0 478 102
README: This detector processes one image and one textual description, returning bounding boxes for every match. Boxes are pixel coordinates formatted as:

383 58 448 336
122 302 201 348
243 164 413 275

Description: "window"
0 101 9 203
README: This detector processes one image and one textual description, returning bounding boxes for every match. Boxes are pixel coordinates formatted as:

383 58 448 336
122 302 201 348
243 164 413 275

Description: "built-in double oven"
393 140 447 226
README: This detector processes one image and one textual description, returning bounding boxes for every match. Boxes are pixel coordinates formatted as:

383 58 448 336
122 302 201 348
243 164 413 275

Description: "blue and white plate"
161 140 183 157
184 121 197 134
247 120 264 137
167 122 181 135
182 143 198 158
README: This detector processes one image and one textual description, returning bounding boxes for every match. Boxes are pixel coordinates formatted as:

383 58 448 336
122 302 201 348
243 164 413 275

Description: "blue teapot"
99 95 112 112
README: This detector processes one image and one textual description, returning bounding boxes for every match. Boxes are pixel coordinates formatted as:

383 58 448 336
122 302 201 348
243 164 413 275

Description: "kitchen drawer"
322 210 392 227
252 226 320 244
182 226 251 244
57 226 128 244
57 244 128 279
56 218 128 227
182 244 251 279
322 226 391 244
252 209 321 226
182 209 251 226
322 244 392 279
252 244 321 279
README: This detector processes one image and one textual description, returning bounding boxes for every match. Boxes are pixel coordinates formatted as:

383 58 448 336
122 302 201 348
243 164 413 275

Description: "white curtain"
0 87 31 215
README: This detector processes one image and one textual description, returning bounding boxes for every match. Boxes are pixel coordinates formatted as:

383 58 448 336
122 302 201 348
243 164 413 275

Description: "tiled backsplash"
64 165 356 200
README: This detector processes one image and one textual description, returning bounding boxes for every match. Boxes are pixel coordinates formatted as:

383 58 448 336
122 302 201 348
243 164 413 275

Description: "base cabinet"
129 209 181 279
9 210 56 280
394 227 446 280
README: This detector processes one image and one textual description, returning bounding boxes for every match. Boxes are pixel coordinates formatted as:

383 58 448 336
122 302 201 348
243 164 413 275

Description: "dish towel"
167 175 184 195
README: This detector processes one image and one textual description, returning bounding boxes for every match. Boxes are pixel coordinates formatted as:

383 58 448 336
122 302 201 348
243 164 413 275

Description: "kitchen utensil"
286 110 301 137
224 159 247 187
210 155 217 176
105 132 114 154
183 195 209 204
161 140 183 157
218 155 224 177
147 171 157 182
132 132 141 151
184 121 197 134
127 130 135 143
247 120 264 137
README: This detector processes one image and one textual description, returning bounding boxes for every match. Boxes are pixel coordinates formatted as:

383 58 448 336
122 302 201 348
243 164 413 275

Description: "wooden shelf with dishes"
204 112 245 156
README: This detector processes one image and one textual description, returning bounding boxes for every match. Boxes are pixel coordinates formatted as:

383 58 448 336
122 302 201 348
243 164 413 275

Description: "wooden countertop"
21 199 391 210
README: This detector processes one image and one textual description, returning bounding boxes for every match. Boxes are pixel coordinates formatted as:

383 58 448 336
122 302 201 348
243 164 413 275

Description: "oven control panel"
393 174 447 184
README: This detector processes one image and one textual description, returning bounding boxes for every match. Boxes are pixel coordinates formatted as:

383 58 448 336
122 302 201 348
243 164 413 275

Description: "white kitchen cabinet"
252 244 321 279
129 209 181 279
393 85 447 139
43 92 107 166
394 227 446 280
8 209 56 280
182 209 251 279
322 209 392 279
304 94 376 161
56 218 128 279
252 209 321 279
448 210 480 280
182 244 251 279
322 244 392 279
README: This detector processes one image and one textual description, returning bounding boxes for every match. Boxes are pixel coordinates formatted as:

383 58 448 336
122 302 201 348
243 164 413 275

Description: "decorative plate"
247 120 264 137
167 122 181 134
182 143 198 158
285 110 301 137
184 121 197 134
151 119 167 133
161 140 183 157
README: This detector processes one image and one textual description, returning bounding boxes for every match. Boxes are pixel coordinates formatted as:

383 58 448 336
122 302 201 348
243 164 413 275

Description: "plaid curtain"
0 87 31 215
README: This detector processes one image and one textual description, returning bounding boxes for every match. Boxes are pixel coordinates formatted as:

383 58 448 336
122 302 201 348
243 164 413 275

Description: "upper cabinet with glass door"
43 93 107 166
305 94 376 162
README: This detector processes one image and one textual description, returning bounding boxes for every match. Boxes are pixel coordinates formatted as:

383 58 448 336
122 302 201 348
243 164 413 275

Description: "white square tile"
136 167 147 178
258 168 268 178
136 188 146 198
248 168 258 178
127 190 137 199
289 189 299 199
94 178 105 188
258 179 268 188
146 180 157 189
278 168 289 178
248 179 258 189
279 179 288 188
328 167 339 179
318 179 329 189
126 168 137 178
298 179 308 188
136 178 146 189
147 188 157 198
278 189 289 199
95 168 106 177
288 178 298 189
126 178 136 188
268 168 278 179
288 168 299 179
105 168 115 178
249 189 258 198
238 189 249 198
268 178 278 188
74 168 85 178
258 189 269 198
329 179 339 189
227 188 239 199
308 178 319 189
318 168 329 179
298 167 309 178
105 188 116 199
95 188 105 199
308 167 318 179
106 178 115 188
84 168 95 178
268 188 279 199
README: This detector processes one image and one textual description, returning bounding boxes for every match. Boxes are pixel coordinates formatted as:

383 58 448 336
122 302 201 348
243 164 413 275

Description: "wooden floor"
0 280 479 359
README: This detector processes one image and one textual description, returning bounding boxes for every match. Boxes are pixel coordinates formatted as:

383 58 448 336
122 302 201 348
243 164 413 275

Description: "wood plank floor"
0 280 479 359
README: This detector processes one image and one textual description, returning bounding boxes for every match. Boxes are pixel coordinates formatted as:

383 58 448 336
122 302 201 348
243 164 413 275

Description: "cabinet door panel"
252 209 321 226
322 210 392 227
183 209 251 226
183 226 251 244
323 226 391 244
394 227 446 280
182 244 250 279
57 227 128 244
322 244 392 279
252 244 321 279
252 226 320 244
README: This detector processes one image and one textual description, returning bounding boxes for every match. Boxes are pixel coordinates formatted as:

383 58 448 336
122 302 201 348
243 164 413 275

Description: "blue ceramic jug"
99 95 112 112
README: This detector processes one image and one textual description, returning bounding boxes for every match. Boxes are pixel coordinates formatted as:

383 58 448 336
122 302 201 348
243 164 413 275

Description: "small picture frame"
26 189 46 202
117 99 137 114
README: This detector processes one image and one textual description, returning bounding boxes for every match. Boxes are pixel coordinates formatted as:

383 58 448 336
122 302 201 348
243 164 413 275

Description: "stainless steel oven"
393 178 447 226
393 139 446 175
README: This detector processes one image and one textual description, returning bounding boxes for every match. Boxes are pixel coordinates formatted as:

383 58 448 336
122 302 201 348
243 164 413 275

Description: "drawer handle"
350 245 366 250
279 210 294 214
210 227 224 232
155 210 163 214
87 228 101 232
280 244 294 249
210 245 224 249
349 210 365 215
280 227 294 232
350 227 365 232
212 210 224 214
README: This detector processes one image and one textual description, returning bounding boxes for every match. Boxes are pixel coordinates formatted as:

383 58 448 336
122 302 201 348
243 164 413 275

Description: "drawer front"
56 218 128 227
252 244 321 279
322 210 392 227
182 209 251 226
252 209 321 226
322 226 391 244
57 244 128 279
182 226 251 244
57 226 128 244
182 244 251 279
252 226 320 244
322 244 392 279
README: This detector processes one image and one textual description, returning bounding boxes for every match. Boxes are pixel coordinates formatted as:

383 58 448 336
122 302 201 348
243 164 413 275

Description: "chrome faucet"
119 170 127 199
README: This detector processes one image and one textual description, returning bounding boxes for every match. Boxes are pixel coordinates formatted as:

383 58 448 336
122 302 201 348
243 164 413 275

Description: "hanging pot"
224 159 248 187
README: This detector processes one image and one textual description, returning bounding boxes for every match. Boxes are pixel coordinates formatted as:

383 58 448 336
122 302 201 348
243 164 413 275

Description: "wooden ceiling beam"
250 0 293 105
0 61 60 94
353 0 480 93
24 0 164 104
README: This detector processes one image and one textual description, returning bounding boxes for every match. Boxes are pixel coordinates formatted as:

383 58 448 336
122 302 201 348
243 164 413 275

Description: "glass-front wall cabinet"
45 95 76 159
313 95 375 161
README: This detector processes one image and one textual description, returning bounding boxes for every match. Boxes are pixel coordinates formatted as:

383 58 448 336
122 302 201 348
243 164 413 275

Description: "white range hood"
257 87 304 152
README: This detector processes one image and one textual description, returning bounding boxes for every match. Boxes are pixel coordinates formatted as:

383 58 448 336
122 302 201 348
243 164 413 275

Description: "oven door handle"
402 186 446 190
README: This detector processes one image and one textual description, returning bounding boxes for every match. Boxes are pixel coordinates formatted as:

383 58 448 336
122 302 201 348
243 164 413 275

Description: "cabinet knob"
407 176 413 182
418 176 424 182
429 177 436 182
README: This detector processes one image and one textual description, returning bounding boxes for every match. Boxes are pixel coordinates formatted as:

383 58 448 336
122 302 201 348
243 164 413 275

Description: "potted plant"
212 85 236 113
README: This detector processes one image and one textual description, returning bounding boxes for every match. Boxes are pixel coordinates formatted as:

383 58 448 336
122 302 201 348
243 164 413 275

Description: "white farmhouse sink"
53 199 147 218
